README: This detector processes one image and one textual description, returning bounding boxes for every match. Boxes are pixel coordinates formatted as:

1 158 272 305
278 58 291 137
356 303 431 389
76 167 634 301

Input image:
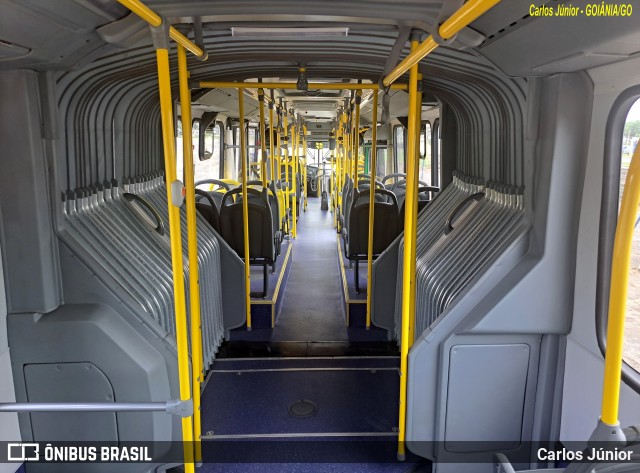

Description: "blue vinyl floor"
201 367 399 435
198 358 428 471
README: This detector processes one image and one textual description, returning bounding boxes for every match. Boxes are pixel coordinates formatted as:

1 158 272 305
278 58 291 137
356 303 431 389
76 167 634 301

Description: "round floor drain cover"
288 400 317 418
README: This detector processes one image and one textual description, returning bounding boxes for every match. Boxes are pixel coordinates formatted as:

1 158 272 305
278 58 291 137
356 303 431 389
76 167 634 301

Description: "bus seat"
194 188 221 234
245 182 283 258
220 187 275 297
196 178 235 210
338 176 353 234
346 188 400 292
398 186 439 229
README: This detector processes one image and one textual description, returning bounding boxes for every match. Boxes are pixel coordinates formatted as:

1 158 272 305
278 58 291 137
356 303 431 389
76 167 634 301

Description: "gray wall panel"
0 70 62 313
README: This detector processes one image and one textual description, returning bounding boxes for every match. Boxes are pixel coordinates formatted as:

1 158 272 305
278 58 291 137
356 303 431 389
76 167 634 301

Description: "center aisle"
228 196 390 344
274 197 350 341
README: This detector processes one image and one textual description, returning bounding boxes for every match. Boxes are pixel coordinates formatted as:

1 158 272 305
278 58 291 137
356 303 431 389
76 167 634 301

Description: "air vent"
0 39 31 60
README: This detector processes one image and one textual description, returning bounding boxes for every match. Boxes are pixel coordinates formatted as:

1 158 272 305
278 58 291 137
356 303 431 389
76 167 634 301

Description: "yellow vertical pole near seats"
153 31 195 473
345 113 351 186
177 44 203 465
365 91 378 329
397 38 420 462
291 123 298 238
601 143 640 425
334 125 340 228
283 112 290 227
354 91 362 189
269 100 275 184
238 89 252 330
342 113 347 188
303 124 308 211
407 68 422 345
258 89 267 187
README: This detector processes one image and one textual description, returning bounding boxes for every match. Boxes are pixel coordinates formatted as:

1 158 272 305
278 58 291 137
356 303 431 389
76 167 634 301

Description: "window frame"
393 124 406 174
596 85 640 394
432 118 441 187
419 120 432 185
190 117 224 180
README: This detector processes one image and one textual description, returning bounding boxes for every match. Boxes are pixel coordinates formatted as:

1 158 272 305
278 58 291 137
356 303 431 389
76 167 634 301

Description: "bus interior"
1 1 640 472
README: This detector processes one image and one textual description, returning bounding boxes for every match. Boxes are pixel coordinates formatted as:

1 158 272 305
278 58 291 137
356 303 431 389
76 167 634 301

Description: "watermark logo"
7 443 40 462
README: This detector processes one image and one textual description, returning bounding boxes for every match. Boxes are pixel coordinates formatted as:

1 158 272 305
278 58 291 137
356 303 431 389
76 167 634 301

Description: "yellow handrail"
383 0 502 86
292 124 298 238
303 125 308 211
365 91 379 329
258 89 267 187
353 91 362 190
117 0 205 58
397 39 420 462
238 90 252 330
407 66 422 345
155 46 195 472
199 81 408 91
177 44 204 464
601 143 640 424
269 101 275 184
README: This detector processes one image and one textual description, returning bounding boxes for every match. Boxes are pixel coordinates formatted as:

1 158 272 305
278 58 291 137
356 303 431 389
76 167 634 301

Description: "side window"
394 125 405 173
433 119 441 187
176 118 184 180
619 98 640 373
419 121 432 185
190 119 222 185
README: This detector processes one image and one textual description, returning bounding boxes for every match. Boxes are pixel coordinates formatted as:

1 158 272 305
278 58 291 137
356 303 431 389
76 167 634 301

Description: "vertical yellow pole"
258 89 267 187
177 44 203 465
345 113 351 186
238 89 252 330
269 101 275 184
397 38 420 462
303 124 308 211
354 91 362 188
153 36 194 472
291 122 298 238
407 70 422 345
601 143 640 425
283 112 290 226
333 126 339 228
366 91 378 329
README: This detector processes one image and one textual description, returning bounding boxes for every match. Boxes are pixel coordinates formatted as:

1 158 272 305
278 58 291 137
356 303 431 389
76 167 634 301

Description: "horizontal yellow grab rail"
199 81 407 91
117 0 205 58
383 0 502 86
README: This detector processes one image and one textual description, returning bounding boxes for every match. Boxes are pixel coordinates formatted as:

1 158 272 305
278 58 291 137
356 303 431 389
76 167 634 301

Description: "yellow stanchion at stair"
365 91 379 329
407 56 422 346
397 38 420 462
238 89 252 331
601 143 640 425
154 39 195 473
177 44 204 465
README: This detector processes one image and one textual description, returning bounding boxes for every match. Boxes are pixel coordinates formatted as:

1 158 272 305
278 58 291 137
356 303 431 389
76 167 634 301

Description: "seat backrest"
398 186 439 229
347 188 400 257
267 182 282 234
245 183 281 236
342 176 354 233
194 189 221 233
220 187 274 261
